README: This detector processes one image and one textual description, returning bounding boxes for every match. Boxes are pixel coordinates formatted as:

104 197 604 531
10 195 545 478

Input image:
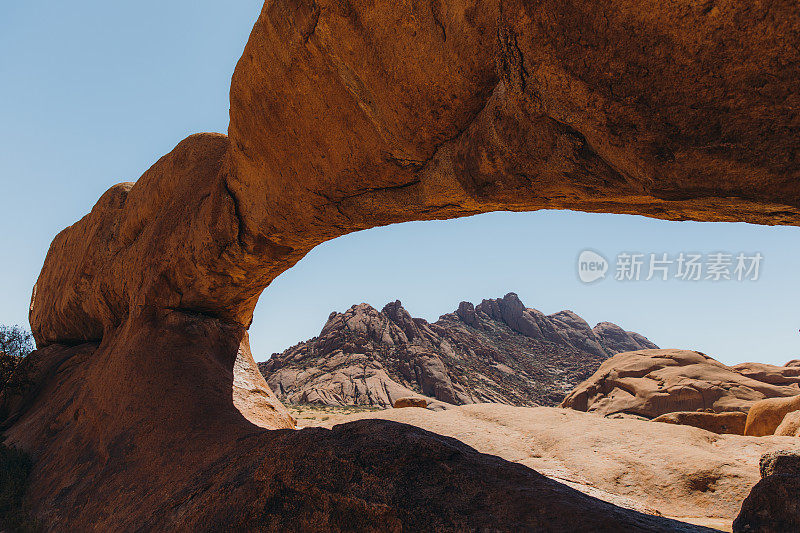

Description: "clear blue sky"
2 2 798 366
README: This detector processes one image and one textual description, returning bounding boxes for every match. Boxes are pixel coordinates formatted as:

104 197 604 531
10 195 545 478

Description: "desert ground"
289 403 800 532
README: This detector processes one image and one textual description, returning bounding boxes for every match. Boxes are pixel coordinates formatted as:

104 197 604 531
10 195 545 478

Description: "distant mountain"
259 293 658 408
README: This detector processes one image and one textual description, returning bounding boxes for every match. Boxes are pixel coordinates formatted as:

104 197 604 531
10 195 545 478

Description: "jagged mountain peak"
260 294 657 408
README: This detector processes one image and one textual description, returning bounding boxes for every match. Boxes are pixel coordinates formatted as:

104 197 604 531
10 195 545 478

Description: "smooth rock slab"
652 411 748 435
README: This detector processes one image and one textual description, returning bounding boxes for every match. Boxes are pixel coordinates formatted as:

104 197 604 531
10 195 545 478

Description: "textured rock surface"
260 293 656 408
306 403 800 531
653 411 748 435
731 362 800 387
6 0 800 529
775 410 800 437
562 350 800 419
744 395 800 436
29 0 800 350
2 346 713 532
733 451 800 533
759 450 800 478
732 475 800 533
393 397 428 409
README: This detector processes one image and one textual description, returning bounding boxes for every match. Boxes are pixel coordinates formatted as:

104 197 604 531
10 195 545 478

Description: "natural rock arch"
2 0 798 530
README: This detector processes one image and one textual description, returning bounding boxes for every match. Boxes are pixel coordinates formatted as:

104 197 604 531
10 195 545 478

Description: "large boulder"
775 411 800 437
760 451 800 478
731 362 800 387
562 350 800 419
744 395 800 437
733 451 800 532
652 411 748 435
6 0 800 529
393 397 428 409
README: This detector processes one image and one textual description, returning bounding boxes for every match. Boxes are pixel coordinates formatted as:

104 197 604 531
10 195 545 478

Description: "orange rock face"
774 410 800 437
652 411 748 436
393 397 429 409
30 0 800 350
562 350 800 419
744 395 800 437
5 0 800 530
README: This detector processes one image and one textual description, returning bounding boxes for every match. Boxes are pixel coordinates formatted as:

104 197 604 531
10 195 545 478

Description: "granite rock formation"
744 394 800 437
759 450 800 478
733 451 800 533
310 403 800 531
260 293 656 407
4 0 799 529
732 362 800 387
775 411 800 437
393 397 428 409
652 411 748 435
562 350 800 419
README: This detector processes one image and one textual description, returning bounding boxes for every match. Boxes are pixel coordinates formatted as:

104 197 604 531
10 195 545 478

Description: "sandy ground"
287 403 800 532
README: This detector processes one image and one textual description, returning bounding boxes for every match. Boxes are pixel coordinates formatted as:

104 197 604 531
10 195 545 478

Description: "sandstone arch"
3 0 798 530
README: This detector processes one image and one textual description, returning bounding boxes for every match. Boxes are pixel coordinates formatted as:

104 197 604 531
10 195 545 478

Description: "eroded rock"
393 397 428 409
6 0 800 529
733 451 800 533
562 350 800 419
745 395 800 437
760 450 800 478
652 411 748 435
260 294 656 408
775 411 800 437
311 403 800 530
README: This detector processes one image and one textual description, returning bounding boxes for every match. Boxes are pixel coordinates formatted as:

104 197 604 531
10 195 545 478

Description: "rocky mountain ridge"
259 293 657 408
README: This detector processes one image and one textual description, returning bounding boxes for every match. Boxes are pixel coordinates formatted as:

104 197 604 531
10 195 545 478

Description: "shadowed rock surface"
775 410 800 437
562 350 800 419
652 411 748 435
4 0 799 529
733 451 800 532
0 353 22 393
1 343 713 532
260 293 656 407
303 403 800 531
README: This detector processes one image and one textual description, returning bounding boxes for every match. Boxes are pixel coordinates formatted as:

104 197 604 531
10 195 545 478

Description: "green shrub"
1 324 35 396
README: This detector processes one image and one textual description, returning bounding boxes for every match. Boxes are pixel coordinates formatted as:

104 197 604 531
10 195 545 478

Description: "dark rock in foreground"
2 334 713 532
733 451 800 533
760 450 800 478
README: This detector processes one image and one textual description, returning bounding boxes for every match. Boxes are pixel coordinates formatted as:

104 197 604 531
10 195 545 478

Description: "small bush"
1 325 35 395
0 443 39 532
0 326 34 360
